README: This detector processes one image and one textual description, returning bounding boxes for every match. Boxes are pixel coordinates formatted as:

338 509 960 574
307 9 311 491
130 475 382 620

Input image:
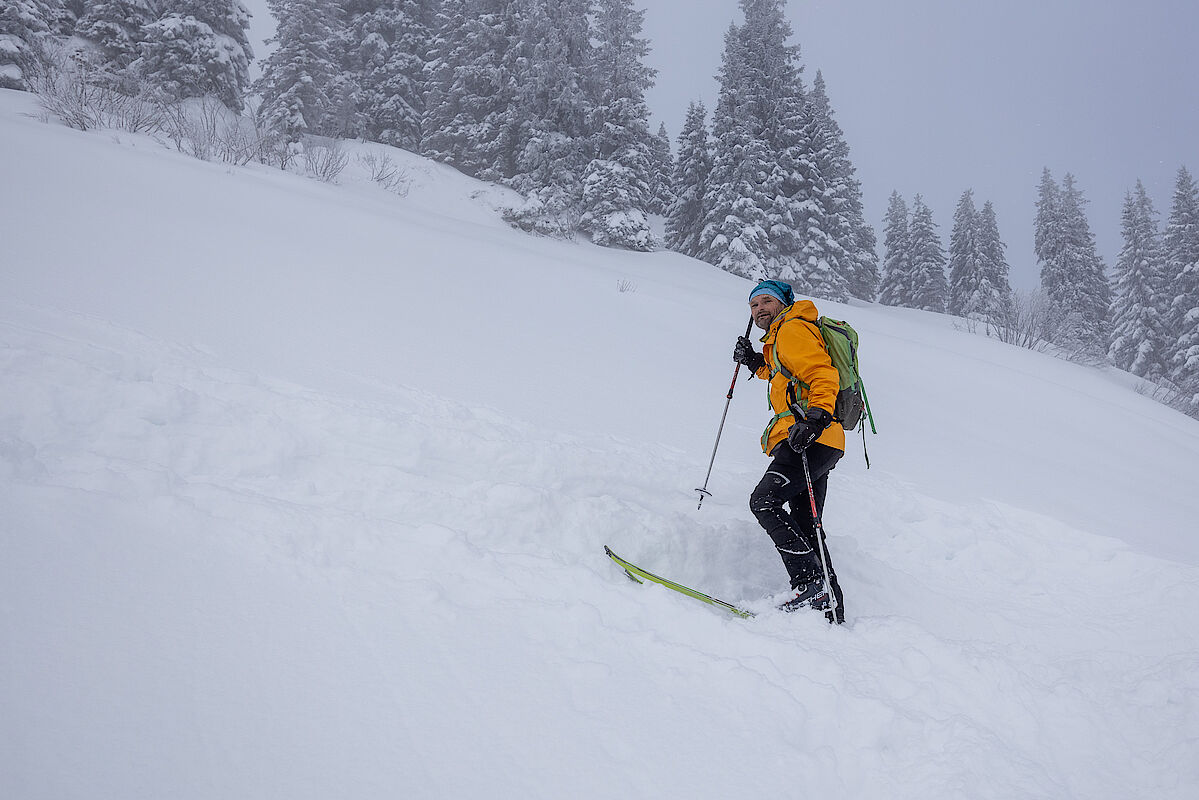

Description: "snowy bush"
158 95 265 165
301 136 349 183
357 151 410 196
1134 377 1198 420
27 43 161 133
981 289 1054 352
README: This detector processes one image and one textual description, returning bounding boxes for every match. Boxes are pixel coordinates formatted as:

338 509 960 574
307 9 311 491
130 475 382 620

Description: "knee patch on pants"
749 470 790 515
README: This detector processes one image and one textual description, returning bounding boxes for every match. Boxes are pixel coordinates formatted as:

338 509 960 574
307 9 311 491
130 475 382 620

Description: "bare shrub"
617 279 638 294
983 289 1055 352
242 99 294 170
1134 377 1198 419
976 289 1112 367
953 316 981 335
26 42 161 134
357 151 410 195
302 136 349 183
157 96 263 165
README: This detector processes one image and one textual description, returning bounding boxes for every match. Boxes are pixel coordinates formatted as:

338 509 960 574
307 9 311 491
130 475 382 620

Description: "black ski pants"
749 441 844 615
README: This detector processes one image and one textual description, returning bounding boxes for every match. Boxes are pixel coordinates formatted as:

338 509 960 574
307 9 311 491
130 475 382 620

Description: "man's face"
750 294 784 330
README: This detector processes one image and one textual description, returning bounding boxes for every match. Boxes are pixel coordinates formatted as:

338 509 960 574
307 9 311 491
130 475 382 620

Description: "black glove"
733 336 766 371
787 406 832 452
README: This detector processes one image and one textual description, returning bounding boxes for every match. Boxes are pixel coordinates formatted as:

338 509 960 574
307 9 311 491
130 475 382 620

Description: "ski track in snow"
2 89 1198 798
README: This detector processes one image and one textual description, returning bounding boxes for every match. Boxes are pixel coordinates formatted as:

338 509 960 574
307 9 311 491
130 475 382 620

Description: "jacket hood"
762 299 820 340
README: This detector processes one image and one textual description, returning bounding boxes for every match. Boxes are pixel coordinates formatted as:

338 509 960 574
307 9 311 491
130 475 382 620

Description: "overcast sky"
243 0 1198 290
638 0 1199 289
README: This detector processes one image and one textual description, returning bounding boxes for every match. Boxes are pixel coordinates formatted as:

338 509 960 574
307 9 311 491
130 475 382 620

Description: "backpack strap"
768 326 811 409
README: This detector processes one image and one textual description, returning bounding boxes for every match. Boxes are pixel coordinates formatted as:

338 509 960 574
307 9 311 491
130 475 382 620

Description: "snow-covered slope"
3 89 1198 799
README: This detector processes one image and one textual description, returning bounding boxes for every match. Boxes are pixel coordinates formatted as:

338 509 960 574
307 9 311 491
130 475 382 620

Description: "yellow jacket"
753 300 846 454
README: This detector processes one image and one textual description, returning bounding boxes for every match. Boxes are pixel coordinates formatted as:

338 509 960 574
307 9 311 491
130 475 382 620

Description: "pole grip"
726 318 754 398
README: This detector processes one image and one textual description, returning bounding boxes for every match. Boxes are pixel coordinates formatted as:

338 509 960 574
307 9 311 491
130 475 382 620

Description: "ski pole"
696 318 754 510
799 448 839 618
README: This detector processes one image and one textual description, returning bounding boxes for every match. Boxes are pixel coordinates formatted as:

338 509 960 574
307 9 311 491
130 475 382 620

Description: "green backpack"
815 316 875 435
769 314 877 463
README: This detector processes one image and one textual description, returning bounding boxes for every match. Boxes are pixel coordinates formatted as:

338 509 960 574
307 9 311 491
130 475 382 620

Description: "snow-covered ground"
3 88 1198 799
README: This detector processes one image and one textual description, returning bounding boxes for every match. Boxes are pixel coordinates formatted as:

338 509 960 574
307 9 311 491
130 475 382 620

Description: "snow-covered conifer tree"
502 0 595 237
877 191 911 307
1164 166 1199 413
664 100 711 258
1061 174 1112 354
0 0 70 90
76 0 155 69
789 72 849 301
694 3 869 297
421 0 518 178
135 0 254 111
1109 181 1167 378
906 195 948 312
947 189 982 317
695 19 771 278
255 0 342 142
578 0 656 250
849 210 880 301
1034 168 1063 287
805 71 877 301
750 1 842 295
343 0 429 148
976 200 1014 318
647 121 675 215
1037 169 1111 355
699 1 810 282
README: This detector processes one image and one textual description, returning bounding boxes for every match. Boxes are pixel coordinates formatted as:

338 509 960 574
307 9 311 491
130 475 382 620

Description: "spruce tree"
790 74 849 301
255 0 343 143
1059 174 1112 354
345 0 429 148
647 121 675 215
693 2 869 298
502 0 595 238
947 189 981 317
1037 169 1111 355
0 0 67 90
1109 181 1167 378
976 200 1014 318
906 194 948 312
421 0 519 179
849 210 880 301
699 1 807 282
578 0 656 250
751 1 842 297
949 189 1012 320
1034 168 1063 293
664 100 711 258
1164 166 1199 413
877 191 911 307
76 0 155 69
695 19 771 279
135 0 254 111
806 71 877 301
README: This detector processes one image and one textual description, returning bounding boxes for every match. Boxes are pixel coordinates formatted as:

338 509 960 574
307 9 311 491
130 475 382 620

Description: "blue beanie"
748 280 794 306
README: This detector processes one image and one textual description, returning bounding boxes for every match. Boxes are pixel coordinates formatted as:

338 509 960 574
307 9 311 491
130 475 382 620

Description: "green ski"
604 545 755 619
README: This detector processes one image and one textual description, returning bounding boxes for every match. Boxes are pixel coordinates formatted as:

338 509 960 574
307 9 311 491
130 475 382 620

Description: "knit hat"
748 279 794 307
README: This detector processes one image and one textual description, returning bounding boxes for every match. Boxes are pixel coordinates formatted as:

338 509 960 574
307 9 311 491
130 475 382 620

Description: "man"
733 279 846 622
